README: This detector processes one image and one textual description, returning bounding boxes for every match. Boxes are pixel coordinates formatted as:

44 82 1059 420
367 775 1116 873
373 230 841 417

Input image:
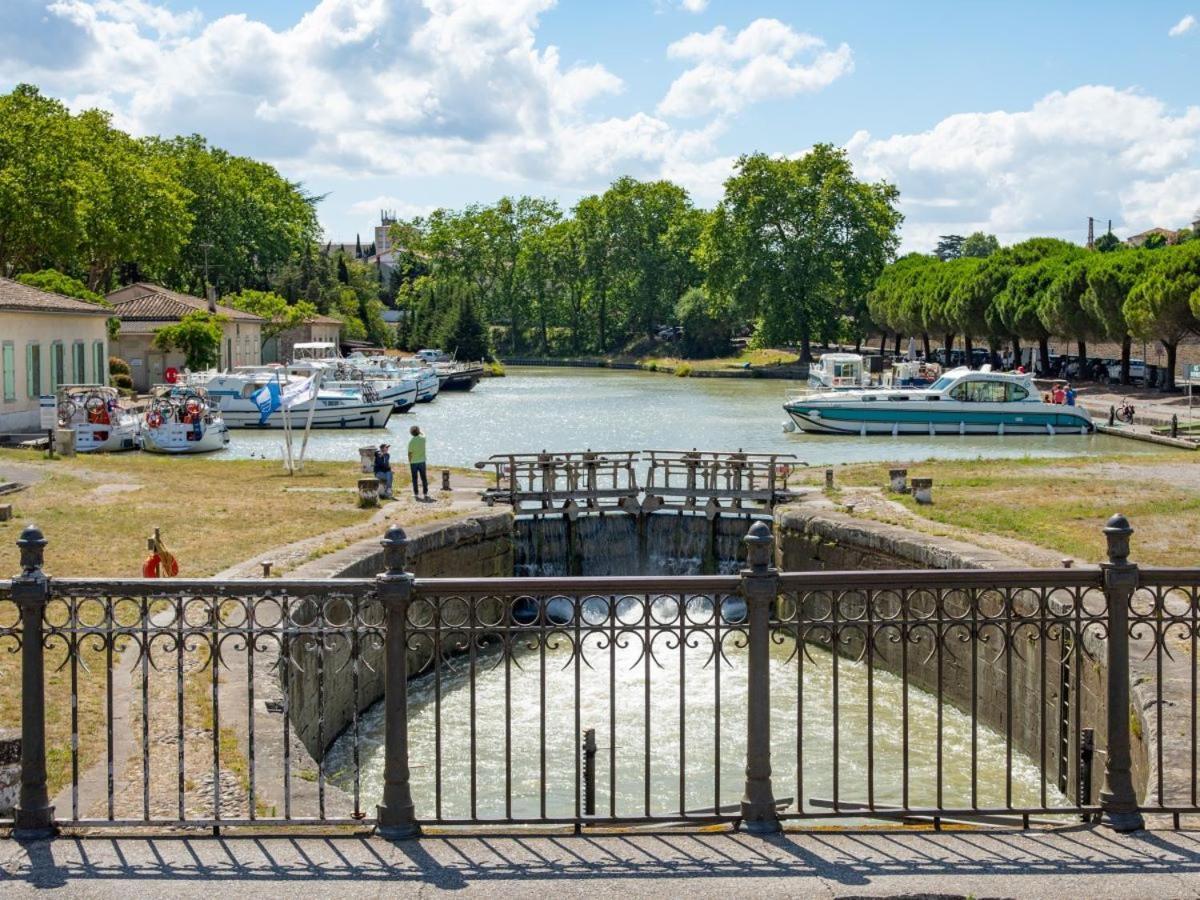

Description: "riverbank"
499 347 807 379
798 450 1200 567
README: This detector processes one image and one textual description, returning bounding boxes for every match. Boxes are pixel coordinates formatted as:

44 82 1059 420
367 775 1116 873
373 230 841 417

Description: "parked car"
1106 358 1147 383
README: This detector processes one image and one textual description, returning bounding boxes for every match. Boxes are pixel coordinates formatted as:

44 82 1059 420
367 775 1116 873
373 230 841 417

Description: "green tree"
705 145 902 360
225 289 318 348
935 235 964 261
1126 242 1200 390
1142 232 1169 250
152 310 226 370
960 232 1001 258
1083 249 1149 383
16 269 121 340
1041 254 1100 368
439 294 492 361
1095 231 1121 253
675 286 735 358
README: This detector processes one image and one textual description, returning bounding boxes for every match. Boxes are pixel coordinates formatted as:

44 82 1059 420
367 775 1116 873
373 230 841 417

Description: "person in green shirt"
407 425 429 500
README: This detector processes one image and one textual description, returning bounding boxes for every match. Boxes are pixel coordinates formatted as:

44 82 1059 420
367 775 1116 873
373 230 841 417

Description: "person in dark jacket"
374 443 393 499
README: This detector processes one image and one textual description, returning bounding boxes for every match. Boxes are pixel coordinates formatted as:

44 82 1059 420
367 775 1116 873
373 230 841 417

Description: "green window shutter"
93 341 104 385
26 343 36 398
51 343 63 391
73 342 85 383
2 343 14 402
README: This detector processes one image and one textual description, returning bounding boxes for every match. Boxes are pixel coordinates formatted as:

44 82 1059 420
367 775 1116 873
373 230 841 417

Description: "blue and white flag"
252 381 281 425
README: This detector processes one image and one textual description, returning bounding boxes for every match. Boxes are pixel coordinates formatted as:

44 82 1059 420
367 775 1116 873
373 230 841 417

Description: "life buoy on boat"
165 367 179 384
146 410 164 428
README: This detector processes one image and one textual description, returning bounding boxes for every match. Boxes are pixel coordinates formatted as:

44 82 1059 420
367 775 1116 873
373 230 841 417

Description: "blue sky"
4 0 1199 251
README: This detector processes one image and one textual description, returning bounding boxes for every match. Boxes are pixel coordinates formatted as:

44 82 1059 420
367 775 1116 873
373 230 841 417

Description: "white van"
1106 359 1147 383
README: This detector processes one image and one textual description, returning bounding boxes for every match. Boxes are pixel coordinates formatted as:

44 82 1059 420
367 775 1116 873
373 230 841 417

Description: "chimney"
206 284 217 313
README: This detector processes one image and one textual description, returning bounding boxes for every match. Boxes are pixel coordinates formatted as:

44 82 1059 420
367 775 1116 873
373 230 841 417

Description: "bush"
109 356 131 376
675 287 735 358
675 363 693 377
111 373 133 390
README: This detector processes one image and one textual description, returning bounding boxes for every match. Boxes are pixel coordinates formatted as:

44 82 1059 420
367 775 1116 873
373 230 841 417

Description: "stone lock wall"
282 510 513 762
775 504 1130 807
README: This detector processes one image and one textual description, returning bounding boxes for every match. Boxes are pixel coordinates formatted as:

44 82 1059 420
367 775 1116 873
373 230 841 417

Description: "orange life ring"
146 410 164 428
142 553 179 578
775 463 792 479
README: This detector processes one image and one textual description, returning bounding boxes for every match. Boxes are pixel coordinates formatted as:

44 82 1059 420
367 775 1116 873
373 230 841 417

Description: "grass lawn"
639 347 801 372
0 448 474 799
796 450 1200 567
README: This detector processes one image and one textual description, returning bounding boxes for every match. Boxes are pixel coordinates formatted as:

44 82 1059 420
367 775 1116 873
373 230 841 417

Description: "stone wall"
282 510 513 763
775 503 1137 806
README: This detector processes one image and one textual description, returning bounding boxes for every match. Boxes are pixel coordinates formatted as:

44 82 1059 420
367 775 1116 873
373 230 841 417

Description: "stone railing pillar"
1099 513 1144 832
375 525 420 839
13 524 55 838
739 520 780 833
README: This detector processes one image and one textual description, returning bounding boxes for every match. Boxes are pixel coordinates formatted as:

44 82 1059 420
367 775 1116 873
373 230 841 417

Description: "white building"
0 277 111 433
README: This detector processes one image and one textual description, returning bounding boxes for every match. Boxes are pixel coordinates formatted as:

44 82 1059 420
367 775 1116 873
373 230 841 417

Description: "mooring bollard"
358 477 380 508
912 477 933 504
0 504 12 522
1108 405 1116 427
441 469 451 492
825 468 834 490
889 468 908 493
358 446 377 474
260 560 273 577
1172 414 1179 438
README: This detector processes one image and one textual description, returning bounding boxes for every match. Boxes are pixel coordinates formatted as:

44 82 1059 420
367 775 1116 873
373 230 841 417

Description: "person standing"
1065 384 1077 406
374 443 393 499
408 425 429 500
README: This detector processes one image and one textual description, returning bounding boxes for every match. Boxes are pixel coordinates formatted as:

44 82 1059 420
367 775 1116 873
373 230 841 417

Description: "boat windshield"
928 375 956 391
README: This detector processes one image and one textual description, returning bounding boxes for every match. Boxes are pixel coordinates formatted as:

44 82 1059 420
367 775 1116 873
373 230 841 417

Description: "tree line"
0 84 392 347
391 144 902 361
868 232 1200 389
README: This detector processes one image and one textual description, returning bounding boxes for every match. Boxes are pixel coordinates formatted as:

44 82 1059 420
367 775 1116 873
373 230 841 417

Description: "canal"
324 628 1063 820
220 366 1154 467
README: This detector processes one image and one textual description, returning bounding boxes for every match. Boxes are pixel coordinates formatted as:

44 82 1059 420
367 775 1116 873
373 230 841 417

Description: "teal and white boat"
783 367 1094 436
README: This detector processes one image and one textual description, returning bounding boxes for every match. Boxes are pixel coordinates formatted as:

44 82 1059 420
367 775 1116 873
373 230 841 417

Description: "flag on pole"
280 375 319 410
252 381 282 425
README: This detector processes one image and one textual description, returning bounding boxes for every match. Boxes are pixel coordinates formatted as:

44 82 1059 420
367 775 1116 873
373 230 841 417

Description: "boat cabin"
809 353 869 390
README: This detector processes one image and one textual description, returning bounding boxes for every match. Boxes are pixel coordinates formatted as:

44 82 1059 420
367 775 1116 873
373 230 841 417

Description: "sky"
3 0 1200 252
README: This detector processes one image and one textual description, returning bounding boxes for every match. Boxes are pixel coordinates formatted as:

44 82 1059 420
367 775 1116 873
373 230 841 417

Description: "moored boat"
56 385 139 452
784 367 1094 436
140 385 230 454
807 353 871 391
198 371 394 429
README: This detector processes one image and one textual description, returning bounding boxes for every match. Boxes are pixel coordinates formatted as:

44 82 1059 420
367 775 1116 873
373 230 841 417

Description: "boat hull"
219 400 394 429
141 421 231 453
784 402 1094 436
71 422 140 452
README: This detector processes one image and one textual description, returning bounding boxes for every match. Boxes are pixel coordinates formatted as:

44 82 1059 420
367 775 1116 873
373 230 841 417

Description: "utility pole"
1087 216 1095 250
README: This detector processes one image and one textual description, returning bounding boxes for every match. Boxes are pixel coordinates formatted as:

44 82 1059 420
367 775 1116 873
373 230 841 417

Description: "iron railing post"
13 525 55 838
739 520 780 833
375 525 420 839
1099 513 1144 832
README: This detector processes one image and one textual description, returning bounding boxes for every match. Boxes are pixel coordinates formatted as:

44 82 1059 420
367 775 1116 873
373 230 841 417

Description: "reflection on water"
324 622 1064 820
216 367 1152 469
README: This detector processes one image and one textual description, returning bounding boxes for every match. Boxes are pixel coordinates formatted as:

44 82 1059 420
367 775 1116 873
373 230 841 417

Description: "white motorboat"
807 353 871 391
784 366 1094 436
55 385 139 452
198 371 394 429
140 385 230 454
348 353 440 402
888 359 942 388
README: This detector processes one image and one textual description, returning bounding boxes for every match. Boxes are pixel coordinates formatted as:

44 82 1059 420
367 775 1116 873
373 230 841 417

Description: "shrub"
111 373 134 390
675 363 693 377
109 356 131 376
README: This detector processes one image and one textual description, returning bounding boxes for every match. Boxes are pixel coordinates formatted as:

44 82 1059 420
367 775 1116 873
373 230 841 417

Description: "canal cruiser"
783 366 1095 436
807 353 871 391
140 385 230 454
197 371 394 429
289 345 419 412
55 385 139 452
348 353 441 402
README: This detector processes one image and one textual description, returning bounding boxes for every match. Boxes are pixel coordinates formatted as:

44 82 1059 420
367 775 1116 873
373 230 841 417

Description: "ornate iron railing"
0 515 1172 837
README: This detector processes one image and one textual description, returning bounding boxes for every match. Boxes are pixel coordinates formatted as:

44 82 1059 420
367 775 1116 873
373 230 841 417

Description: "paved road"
5 825 1200 898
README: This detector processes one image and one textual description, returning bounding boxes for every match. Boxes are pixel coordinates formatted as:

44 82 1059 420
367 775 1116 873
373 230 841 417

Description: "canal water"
217 366 1154 468
324 629 1064 820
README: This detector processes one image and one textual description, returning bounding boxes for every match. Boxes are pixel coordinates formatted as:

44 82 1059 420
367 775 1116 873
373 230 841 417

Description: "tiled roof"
0 277 112 316
105 283 264 323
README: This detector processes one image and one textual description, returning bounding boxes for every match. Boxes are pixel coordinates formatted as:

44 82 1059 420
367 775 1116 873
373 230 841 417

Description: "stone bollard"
0 504 11 522
1172 414 1179 438
825 468 834 490
358 477 380 508
359 446 377 474
889 468 908 494
912 477 933 504
1109 405 1116 427
441 469 451 492
55 428 75 457
0 728 19 817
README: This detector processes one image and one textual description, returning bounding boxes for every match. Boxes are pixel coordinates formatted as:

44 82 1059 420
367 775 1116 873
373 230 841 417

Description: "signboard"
39 395 57 430
1189 363 1200 384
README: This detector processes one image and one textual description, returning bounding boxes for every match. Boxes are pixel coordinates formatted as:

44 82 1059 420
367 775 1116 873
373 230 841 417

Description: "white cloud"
677 0 708 12
1170 14 1196 36
3 0 724 190
658 18 852 118
347 196 439 220
846 85 1200 251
